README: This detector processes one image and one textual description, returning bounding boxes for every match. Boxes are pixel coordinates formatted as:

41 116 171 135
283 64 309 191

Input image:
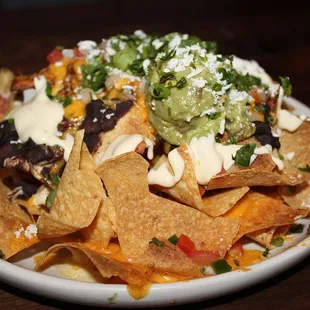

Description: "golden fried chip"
97 152 240 263
280 121 310 168
37 130 103 239
0 68 14 120
160 144 204 210
202 187 250 217
81 194 116 247
223 191 308 243
207 157 305 190
0 180 38 259
247 228 276 249
93 105 156 165
35 242 152 287
278 183 310 210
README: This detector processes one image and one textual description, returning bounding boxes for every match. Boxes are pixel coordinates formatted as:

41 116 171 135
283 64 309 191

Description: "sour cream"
7 76 74 161
33 186 51 206
148 148 185 187
98 134 154 165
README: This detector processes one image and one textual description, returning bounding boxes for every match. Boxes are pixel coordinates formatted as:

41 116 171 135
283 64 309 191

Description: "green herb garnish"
263 249 269 257
278 154 284 160
229 136 238 145
211 259 232 274
279 76 292 97
0 249 4 259
299 165 310 173
128 59 145 76
46 188 58 209
255 104 266 113
168 234 179 245
55 45 65 51
288 224 304 234
50 173 60 186
63 97 72 108
176 77 187 89
149 237 164 247
46 82 54 99
107 292 117 304
271 237 284 247
233 143 256 167
7 118 14 124
82 57 108 91
151 83 170 100
208 112 221 120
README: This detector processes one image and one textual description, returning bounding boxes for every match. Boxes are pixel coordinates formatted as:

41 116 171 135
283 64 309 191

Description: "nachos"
0 30 309 297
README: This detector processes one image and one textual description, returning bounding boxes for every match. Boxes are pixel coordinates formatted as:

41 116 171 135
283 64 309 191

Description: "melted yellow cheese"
226 249 263 270
127 284 151 300
64 99 86 118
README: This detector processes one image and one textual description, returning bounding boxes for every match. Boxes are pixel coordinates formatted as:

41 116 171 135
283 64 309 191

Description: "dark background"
0 0 310 309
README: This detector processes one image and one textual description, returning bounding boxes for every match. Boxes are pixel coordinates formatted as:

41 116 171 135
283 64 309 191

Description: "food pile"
0 31 309 294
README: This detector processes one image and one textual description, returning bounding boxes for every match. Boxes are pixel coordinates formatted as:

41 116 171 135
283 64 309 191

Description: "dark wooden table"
0 1 309 309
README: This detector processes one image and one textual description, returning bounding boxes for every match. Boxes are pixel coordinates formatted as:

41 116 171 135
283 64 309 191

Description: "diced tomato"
176 234 195 254
198 185 205 197
187 249 220 266
0 95 9 116
228 241 244 258
135 141 146 155
47 48 63 64
73 47 83 58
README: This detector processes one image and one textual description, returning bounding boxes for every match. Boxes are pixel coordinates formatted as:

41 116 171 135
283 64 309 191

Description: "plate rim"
1 96 309 307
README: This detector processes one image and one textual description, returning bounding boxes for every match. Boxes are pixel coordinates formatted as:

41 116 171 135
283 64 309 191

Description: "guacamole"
146 35 256 145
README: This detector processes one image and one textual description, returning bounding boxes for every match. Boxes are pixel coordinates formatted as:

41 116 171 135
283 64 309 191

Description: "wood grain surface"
0 1 309 309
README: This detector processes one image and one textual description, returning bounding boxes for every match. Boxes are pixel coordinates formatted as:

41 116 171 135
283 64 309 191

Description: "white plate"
1 97 309 308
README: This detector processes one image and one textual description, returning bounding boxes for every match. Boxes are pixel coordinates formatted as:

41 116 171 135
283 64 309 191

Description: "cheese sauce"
97 134 154 165
148 148 185 187
7 76 74 161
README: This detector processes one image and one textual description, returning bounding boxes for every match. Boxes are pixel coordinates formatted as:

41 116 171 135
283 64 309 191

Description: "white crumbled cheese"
105 113 114 119
168 34 182 50
269 83 280 97
283 152 295 161
299 114 307 121
100 109 106 113
24 224 37 239
232 56 273 86
200 107 217 117
229 89 249 104
302 196 310 208
10 139 22 144
77 40 97 53
87 49 101 62
186 68 204 79
192 78 206 88
219 119 226 134
297 173 303 179
14 226 24 238
54 61 63 67
93 118 98 123
152 39 164 50
62 49 74 59
134 30 147 39
277 109 303 132
143 59 151 74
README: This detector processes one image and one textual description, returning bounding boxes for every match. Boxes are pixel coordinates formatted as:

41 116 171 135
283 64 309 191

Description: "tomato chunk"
73 47 83 58
176 234 195 254
47 48 63 64
187 249 220 266
228 241 244 258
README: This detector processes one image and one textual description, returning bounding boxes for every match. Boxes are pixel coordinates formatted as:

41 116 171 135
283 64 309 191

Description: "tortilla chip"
81 194 116 247
223 191 308 243
202 187 250 217
207 156 305 190
0 68 14 120
278 183 310 211
97 152 240 263
37 130 103 239
160 144 204 210
93 105 156 165
247 228 276 249
280 121 310 168
0 180 38 259
35 242 152 287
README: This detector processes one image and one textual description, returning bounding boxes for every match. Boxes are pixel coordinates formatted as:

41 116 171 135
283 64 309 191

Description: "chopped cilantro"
168 234 179 245
288 224 304 234
160 48 176 61
128 59 145 76
46 187 58 209
229 136 238 144
299 165 310 173
176 77 187 89
107 292 117 304
0 249 4 259
149 237 164 247
63 97 72 108
81 57 108 91
263 249 269 257
45 82 54 99
233 143 256 167
208 112 221 120
233 259 240 267
215 135 221 143
212 83 223 92
271 237 284 247
160 72 176 84
278 154 284 160
151 83 170 100
211 259 232 274
7 118 14 124
254 104 266 113
55 45 64 51
279 76 292 97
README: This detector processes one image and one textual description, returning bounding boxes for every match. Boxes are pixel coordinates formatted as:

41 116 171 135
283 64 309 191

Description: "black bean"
0 120 19 146
83 133 100 153
0 143 19 167
115 100 133 118
254 121 280 149
12 179 40 200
